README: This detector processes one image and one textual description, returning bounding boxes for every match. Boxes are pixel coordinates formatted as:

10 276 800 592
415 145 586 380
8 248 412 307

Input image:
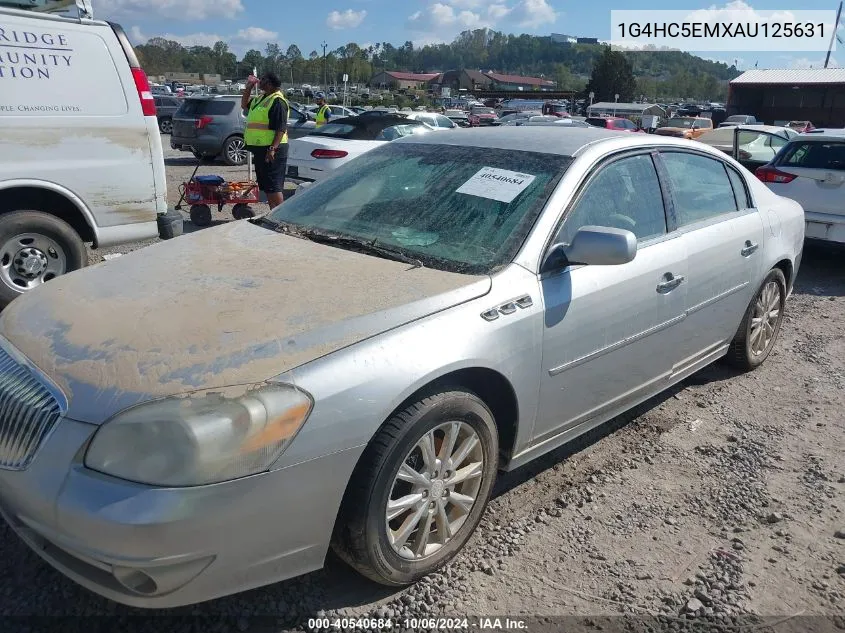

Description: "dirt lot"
8 142 845 631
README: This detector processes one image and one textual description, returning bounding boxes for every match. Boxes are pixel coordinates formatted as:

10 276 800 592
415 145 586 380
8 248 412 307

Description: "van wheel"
0 211 87 307
158 118 173 134
223 136 248 166
332 389 499 586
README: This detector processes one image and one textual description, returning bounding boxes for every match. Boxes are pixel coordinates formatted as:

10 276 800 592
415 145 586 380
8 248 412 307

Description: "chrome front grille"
0 346 62 471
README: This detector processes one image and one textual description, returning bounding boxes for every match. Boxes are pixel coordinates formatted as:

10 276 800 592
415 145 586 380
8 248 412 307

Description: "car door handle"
741 241 759 257
657 274 685 293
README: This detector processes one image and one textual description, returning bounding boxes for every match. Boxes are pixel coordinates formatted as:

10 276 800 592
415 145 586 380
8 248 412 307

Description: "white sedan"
286 116 432 182
755 128 845 244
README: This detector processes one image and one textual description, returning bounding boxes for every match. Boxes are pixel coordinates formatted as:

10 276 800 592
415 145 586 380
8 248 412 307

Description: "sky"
94 0 843 71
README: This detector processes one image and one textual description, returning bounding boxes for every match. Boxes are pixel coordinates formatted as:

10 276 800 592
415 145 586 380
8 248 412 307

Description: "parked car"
654 117 713 139
444 109 471 127
468 106 498 126
585 117 643 133
786 120 815 133
696 125 798 171
719 115 759 128
0 1 181 307
151 84 173 95
405 112 460 130
0 127 803 608
755 129 845 244
171 96 248 165
171 97 315 165
154 96 182 134
286 115 431 181
492 111 543 126
505 117 591 128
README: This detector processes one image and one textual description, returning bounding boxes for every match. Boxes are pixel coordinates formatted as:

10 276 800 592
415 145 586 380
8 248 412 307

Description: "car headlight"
84 384 313 487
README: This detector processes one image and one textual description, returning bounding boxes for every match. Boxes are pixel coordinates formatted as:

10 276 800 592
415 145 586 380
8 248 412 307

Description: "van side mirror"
541 226 637 273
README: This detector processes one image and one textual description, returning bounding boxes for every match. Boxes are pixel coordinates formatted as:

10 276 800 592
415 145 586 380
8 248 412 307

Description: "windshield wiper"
299 230 423 269
252 216 311 238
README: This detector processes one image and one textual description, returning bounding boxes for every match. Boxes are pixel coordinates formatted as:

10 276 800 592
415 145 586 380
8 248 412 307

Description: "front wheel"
332 389 499 586
725 268 786 371
0 211 87 307
158 118 173 134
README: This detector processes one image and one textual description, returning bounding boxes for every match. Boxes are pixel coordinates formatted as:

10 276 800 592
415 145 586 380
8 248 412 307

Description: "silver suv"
171 96 317 166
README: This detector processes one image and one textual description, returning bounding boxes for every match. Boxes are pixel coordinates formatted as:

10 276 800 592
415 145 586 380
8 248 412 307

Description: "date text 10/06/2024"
307 617 529 631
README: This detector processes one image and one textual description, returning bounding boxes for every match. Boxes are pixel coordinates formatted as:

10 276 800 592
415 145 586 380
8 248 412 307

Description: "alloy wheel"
386 421 484 560
749 280 782 357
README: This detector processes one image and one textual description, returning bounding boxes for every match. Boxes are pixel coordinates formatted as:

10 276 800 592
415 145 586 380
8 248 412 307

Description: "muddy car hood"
0 221 491 423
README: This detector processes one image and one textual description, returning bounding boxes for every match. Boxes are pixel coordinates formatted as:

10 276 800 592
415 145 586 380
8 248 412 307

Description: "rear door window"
777 141 845 170
660 152 739 226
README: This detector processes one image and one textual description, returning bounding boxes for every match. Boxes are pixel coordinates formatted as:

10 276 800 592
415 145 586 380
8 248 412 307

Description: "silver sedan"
0 127 804 607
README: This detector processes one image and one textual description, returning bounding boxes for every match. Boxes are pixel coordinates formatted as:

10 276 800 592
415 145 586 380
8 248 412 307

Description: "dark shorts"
250 145 288 194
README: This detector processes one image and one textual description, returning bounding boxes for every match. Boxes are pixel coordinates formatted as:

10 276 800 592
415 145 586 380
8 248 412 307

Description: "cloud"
233 27 278 44
98 0 243 20
790 56 838 68
326 9 367 30
510 0 557 28
129 25 278 53
407 0 558 45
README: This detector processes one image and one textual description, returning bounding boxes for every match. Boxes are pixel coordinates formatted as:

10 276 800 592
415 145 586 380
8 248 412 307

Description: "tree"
584 46 636 102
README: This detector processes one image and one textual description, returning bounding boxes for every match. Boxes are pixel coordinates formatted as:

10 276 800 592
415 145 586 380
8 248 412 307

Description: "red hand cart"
178 177 260 227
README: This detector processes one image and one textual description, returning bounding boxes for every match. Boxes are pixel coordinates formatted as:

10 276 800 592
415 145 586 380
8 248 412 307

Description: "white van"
0 0 182 306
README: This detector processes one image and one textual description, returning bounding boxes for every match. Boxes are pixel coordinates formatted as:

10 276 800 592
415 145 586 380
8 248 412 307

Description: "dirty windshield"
267 143 571 273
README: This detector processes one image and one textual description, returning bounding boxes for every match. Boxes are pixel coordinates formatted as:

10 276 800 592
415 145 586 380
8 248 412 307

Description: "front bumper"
0 417 362 608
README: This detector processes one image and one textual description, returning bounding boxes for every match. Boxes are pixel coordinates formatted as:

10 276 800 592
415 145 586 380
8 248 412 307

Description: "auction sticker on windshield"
456 167 536 203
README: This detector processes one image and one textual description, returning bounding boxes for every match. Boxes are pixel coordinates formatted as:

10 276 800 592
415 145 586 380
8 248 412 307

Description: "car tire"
332 388 499 586
222 136 247 166
725 268 786 371
0 210 87 308
158 118 173 134
189 204 212 227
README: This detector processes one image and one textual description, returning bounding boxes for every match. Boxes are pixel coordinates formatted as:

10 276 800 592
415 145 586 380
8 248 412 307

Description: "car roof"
794 128 845 141
395 126 627 155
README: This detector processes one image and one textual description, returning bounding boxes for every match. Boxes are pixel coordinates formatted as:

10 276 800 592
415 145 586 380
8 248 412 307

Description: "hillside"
135 28 738 101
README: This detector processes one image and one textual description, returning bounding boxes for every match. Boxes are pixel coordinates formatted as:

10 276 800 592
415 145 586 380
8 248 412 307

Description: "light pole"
614 93 619 116
589 90 594 114
321 41 328 89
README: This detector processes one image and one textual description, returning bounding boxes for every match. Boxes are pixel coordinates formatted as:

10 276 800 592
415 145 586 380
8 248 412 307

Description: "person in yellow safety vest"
241 72 290 209
314 92 331 127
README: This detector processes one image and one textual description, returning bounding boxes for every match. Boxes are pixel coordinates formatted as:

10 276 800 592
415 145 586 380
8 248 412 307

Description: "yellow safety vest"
245 91 290 147
315 104 330 127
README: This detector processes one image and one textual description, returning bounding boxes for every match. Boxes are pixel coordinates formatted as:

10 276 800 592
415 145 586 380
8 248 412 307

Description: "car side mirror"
541 226 637 273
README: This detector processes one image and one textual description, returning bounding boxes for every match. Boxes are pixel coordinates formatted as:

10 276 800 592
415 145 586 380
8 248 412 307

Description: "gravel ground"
11 137 845 631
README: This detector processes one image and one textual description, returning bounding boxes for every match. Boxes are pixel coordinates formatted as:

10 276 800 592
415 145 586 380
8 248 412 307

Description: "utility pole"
322 41 328 89
826 1 842 68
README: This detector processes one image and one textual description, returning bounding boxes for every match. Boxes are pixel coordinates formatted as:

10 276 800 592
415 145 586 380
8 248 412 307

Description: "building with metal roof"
728 68 845 127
